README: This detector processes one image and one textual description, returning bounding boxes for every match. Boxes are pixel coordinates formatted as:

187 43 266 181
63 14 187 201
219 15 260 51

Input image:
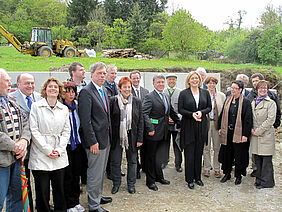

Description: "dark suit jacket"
78 82 111 149
178 88 212 148
103 81 118 98
131 86 149 102
110 96 144 152
143 90 180 142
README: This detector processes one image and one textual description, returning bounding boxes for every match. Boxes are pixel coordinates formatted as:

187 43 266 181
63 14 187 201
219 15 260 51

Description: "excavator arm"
0 25 23 52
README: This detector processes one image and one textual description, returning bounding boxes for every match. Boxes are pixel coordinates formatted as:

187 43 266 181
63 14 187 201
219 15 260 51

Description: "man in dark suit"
78 62 112 212
130 70 149 178
143 74 180 191
10 73 41 212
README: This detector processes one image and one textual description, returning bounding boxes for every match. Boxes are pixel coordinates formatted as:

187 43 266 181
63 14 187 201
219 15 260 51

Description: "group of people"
0 63 280 212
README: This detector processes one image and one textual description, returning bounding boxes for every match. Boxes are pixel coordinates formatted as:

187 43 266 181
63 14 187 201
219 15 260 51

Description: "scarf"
255 94 268 106
117 93 132 150
220 94 243 145
63 101 80 150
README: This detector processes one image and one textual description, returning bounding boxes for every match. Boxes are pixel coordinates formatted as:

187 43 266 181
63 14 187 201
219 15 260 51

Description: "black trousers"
24 159 34 212
219 130 249 177
32 168 66 212
145 140 165 185
110 144 137 188
184 139 204 183
64 145 83 209
167 131 182 168
254 154 275 188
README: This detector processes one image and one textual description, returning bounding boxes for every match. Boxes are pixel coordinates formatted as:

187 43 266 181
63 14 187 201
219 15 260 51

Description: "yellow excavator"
0 25 88 58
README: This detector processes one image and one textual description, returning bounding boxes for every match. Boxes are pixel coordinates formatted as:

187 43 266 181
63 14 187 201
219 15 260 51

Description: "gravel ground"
78 139 282 212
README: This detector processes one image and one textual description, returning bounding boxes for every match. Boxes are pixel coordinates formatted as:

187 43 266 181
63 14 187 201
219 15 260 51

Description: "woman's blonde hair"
185 71 202 88
40 77 65 100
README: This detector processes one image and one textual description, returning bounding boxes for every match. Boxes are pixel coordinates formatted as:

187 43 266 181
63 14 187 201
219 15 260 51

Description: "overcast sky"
166 0 281 31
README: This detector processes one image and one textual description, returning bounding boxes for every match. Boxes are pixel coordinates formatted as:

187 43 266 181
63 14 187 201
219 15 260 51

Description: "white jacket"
28 98 70 171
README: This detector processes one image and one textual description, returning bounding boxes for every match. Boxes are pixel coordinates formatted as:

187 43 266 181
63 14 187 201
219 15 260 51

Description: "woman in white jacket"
29 77 70 212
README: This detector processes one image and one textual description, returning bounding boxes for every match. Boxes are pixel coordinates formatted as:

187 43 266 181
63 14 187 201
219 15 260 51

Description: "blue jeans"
0 160 23 212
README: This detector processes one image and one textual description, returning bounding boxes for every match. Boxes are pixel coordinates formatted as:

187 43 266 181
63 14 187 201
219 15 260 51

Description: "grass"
0 46 281 75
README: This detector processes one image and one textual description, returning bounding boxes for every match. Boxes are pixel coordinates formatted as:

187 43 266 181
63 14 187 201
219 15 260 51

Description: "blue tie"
26 96 32 109
98 88 108 111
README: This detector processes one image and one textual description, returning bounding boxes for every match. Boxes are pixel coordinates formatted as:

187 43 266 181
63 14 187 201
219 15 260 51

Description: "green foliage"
259 4 281 28
140 38 164 57
257 24 282 65
52 25 73 40
162 9 209 59
127 3 148 48
148 13 168 39
66 0 99 27
103 19 130 48
87 21 108 48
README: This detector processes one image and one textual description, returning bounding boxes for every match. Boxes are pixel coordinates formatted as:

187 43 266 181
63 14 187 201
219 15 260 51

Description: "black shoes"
147 183 158 191
220 174 231 183
121 171 125 177
90 207 108 212
176 167 183 172
111 186 119 194
128 187 136 194
195 180 204 186
100 196 112 205
235 176 242 185
156 179 170 185
188 182 194 189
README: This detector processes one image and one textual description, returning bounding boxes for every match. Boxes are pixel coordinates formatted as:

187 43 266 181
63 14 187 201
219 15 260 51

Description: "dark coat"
110 96 144 152
178 88 212 149
131 86 149 102
143 90 180 142
78 82 111 150
218 97 253 138
103 81 118 98
246 89 281 129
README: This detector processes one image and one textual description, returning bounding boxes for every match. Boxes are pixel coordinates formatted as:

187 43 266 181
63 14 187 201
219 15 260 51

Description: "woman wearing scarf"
109 77 144 194
218 80 252 185
250 80 276 189
203 76 226 178
63 82 85 212
178 71 211 189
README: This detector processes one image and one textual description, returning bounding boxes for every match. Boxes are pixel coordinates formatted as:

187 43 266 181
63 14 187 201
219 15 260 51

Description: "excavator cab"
31 27 53 48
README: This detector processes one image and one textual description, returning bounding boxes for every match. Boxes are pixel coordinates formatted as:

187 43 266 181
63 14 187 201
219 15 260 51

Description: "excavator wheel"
63 47 77 58
38 46 53 57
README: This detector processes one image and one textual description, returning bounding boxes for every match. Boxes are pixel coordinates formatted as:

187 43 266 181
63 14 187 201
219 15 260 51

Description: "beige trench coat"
250 96 276 156
28 99 70 171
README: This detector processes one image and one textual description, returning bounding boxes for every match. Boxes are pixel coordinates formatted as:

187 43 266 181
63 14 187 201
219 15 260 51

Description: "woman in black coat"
178 71 212 189
218 80 253 185
110 77 144 194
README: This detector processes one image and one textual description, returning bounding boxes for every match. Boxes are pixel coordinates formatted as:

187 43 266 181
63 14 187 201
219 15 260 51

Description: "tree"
148 13 168 39
103 19 130 48
162 9 209 59
127 3 148 48
89 5 111 25
66 0 99 26
237 10 246 30
259 4 281 28
257 24 281 65
87 21 108 48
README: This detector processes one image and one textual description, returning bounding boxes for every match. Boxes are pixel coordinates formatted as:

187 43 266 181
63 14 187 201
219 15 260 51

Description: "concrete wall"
8 72 221 92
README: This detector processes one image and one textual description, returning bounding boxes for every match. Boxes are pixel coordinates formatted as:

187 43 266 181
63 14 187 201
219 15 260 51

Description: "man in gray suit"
130 70 149 178
78 62 112 212
10 73 41 212
163 74 183 172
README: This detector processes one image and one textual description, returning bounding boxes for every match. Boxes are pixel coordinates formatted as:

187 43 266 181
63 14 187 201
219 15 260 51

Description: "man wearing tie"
78 62 112 212
10 73 41 212
143 74 180 191
130 70 149 178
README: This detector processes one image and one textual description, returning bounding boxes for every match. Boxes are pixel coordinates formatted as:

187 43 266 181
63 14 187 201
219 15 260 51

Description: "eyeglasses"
258 87 268 90
230 87 239 90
